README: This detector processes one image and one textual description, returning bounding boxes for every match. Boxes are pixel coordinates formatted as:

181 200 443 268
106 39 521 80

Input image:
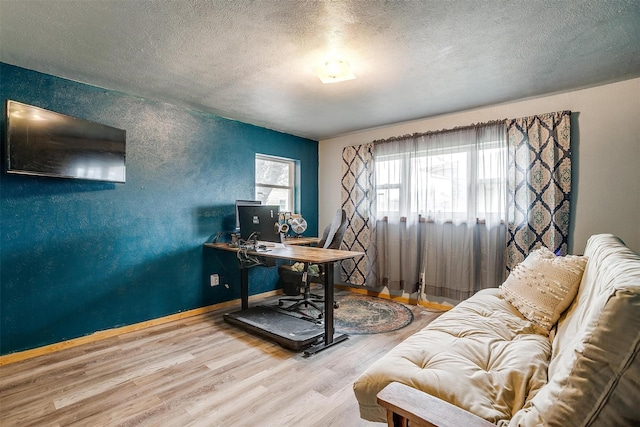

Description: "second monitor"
237 204 282 244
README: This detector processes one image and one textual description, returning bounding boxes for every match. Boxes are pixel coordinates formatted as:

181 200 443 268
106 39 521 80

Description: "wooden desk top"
284 236 320 246
205 242 364 264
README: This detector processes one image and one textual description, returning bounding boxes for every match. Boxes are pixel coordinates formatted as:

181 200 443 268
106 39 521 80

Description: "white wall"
319 78 640 255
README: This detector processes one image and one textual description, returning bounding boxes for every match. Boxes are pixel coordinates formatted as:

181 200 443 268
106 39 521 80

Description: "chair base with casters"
278 264 338 319
277 209 348 318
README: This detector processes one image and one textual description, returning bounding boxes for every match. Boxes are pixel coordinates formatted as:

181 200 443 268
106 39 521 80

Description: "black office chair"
278 209 348 318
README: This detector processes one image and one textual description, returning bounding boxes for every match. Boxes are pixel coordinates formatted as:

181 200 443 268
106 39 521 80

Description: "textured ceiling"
1 0 640 140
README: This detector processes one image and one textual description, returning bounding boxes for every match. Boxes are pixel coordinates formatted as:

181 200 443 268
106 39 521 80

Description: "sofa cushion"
500 247 587 331
353 288 551 424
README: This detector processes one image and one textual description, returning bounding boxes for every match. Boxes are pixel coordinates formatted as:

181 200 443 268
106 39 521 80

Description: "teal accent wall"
0 63 319 355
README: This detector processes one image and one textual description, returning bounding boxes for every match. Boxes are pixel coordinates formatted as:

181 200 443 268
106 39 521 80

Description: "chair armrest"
376 382 497 427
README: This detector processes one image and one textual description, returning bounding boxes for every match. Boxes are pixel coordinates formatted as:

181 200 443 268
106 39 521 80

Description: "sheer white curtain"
374 122 507 299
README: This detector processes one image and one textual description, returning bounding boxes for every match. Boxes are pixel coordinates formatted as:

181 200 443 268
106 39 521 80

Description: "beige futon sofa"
354 234 640 426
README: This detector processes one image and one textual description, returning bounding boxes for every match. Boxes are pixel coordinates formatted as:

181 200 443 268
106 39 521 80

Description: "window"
255 154 295 212
376 149 469 216
375 128 506 222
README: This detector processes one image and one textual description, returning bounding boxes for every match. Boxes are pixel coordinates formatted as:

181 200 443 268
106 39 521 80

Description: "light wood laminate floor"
0 291 443 427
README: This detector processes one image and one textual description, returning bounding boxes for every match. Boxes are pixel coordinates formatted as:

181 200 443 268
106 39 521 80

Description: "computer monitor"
237 204 282 244
235 199 262 230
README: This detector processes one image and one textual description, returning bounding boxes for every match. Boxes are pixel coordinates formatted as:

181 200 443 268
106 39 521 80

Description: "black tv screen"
4 100 126 183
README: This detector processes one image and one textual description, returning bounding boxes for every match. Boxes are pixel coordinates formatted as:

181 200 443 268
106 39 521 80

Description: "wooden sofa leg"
387 410 435 427
387 410 433 427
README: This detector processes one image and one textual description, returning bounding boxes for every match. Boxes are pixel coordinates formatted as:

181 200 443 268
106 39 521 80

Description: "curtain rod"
371 110 571 145
371 118 507 145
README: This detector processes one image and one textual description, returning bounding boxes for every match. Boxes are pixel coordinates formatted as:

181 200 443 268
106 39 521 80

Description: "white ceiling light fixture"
313 58 356 84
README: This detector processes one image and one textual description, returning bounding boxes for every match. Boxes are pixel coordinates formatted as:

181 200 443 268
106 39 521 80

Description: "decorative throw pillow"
500 248 587 331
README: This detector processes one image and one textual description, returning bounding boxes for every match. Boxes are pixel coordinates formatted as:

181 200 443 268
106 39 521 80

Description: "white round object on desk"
289 217 307 236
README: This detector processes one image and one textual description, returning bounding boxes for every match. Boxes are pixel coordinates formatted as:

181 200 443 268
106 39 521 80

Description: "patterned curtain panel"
506 111 572 272
340 143 377 286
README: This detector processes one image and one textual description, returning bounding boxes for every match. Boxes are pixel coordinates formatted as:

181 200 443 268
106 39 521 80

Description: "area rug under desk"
333 294 414 335
265 292 442 335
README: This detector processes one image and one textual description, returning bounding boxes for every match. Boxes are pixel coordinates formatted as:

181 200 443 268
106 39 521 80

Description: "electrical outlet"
210 274 220 287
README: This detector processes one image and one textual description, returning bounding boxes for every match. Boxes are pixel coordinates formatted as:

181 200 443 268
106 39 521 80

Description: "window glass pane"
376 158 401 185
376 187 400 212
256 157 290 186
414 152 468 215
478 147 503 180
256 185 291 211
477 146 505 213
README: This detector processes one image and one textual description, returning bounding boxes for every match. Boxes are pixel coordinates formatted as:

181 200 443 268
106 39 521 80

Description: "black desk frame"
238 255 346 356
207 243 362 356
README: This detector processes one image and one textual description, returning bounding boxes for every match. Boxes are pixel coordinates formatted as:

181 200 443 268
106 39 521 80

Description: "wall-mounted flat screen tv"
4 100 126 183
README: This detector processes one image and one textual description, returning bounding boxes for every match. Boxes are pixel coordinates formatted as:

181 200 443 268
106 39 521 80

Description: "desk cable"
236 232 265 269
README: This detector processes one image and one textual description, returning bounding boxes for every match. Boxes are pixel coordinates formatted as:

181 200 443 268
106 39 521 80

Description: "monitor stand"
223 305 325 351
